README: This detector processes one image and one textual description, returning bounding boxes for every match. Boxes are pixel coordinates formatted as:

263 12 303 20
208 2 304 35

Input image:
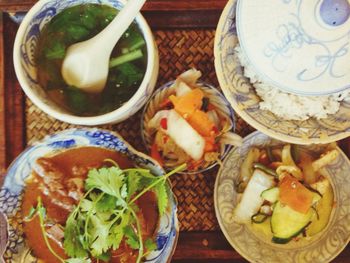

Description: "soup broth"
22 147 159 263
35 4 148 116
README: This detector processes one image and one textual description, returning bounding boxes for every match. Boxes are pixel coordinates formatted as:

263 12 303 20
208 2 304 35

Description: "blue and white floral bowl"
215 131 350 263
13 0 159 126
0 128 178 262
214 0 350 144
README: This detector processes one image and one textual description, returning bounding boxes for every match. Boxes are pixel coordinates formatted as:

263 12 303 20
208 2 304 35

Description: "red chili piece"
160 118 168 130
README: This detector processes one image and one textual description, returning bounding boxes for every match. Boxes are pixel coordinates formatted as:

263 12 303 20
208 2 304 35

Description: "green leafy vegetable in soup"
36 4 147 116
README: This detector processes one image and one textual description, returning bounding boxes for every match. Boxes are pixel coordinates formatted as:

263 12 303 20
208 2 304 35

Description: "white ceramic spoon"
61 0 146 93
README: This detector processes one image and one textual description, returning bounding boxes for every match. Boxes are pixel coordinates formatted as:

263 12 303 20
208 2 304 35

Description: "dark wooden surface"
1 13 26 173
0 0 227 28
1 1 350 262
0 12 5 175
0 0 227 11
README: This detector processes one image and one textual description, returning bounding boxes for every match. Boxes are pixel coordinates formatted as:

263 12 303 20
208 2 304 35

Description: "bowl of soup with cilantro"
14 0 158 125
0 128 180 263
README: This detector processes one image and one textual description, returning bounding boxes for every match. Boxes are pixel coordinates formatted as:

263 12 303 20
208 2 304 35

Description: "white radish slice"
233 169 275 223
207 110 220 128
220 132 243 147
166 110 205 161
175 81 192 97
178 68 202 85
148 110 170 130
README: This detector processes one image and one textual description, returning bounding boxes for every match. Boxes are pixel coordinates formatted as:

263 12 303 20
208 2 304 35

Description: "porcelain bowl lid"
236 0 350 96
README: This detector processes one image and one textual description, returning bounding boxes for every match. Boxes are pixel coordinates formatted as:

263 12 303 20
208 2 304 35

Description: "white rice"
235 46 350 121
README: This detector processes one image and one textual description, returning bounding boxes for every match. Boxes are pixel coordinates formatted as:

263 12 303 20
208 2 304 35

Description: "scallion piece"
253 163 278 178
129 38 146 51
109 49 143 69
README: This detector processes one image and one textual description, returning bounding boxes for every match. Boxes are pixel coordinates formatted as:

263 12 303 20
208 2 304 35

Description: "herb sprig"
27 163 185 263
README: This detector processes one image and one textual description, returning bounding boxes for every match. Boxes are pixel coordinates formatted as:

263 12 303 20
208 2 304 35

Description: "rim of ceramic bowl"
13 0 159 126
3 127 179 262
214 131 350 263
214 0 350 145
140 80 236 174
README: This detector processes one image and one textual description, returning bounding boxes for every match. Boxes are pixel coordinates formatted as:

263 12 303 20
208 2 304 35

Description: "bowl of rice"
214 0 350 144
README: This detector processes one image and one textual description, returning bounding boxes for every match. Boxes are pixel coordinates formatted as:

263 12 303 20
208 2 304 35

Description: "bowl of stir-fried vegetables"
214 131 350 263
141 69 243 173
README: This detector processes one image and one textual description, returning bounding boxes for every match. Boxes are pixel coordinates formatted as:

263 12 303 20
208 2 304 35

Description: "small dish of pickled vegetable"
14 0 158 125
214 131 350 263
141 69 242 173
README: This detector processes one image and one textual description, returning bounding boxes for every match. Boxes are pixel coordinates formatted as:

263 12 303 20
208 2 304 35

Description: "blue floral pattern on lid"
236 0 350 95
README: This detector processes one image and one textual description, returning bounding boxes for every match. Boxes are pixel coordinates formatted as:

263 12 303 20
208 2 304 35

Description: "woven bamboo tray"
26 29 255 232
2 3 350 262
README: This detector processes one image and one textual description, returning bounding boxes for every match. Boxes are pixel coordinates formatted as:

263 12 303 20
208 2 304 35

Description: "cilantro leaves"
62 163 186 263
28 163 186 263
85 167 125 198
64 215 88 258
154 183 168 216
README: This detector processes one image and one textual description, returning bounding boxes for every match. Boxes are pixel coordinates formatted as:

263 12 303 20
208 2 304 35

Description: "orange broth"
21 147 159 263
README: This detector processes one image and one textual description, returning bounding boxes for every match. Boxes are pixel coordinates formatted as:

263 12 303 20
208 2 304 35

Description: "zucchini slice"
311 191 322 205
251 213 268 224
261 187 279 203
271 201 313 242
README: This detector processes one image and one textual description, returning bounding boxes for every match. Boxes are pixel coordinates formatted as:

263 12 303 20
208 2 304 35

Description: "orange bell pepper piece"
169 88 204 117
204 137 217 152
169 88 219 137
279 174 313 214
187 110 216 137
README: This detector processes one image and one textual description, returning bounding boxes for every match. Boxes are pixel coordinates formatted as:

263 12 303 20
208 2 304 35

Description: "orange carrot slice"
187 110 216 137
169 88 204 116
204 136 217 152
279 174 313 214
169 88 219 138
